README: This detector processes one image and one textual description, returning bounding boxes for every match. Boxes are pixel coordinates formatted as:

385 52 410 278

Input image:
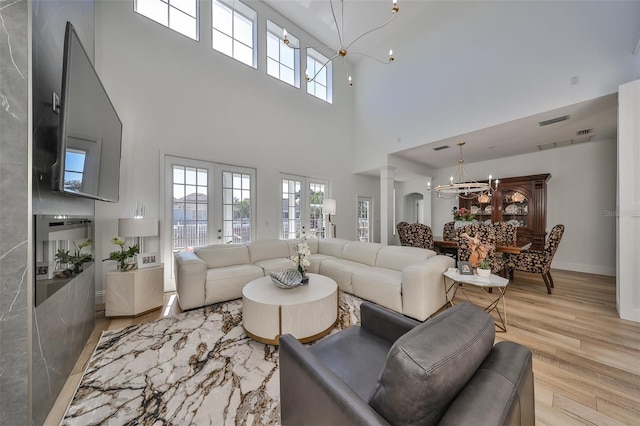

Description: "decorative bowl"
270 269 303 289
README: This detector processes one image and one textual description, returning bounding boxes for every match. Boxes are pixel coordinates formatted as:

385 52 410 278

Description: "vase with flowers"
452 207 476 228
290 234 312 283
105 237 139 271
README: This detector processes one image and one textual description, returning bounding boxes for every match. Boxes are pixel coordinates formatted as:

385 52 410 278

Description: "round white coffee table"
242 273 338 345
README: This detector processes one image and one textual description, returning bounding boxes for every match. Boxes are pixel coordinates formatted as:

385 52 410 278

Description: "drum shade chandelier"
283 0 399 86
428 142 498 200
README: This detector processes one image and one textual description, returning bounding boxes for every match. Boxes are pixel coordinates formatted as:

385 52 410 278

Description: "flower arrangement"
105 237 139 271
291 233 313 282
452 207 475 221
54 239 94 274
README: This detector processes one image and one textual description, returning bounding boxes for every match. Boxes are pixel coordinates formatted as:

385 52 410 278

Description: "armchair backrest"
443 221 456 241
455 224 497 266
544 224 565 257
491 222 518 246
396 221 410 245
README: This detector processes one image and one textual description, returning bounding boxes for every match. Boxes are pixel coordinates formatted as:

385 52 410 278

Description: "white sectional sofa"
174 238 455 321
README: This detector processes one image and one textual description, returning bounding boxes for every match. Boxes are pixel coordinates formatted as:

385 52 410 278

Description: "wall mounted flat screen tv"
51 21 122 202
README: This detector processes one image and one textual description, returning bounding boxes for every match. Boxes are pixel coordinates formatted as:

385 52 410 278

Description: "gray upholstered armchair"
279 302 535 426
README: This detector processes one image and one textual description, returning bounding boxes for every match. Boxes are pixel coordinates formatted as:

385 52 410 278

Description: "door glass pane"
357 198 371 242
173 165 208 250
222 171 252 243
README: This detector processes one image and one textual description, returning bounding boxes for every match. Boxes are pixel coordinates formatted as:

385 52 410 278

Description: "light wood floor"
46 270 639 425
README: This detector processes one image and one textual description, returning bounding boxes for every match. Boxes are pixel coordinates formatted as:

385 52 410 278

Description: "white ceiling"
262 0 621 170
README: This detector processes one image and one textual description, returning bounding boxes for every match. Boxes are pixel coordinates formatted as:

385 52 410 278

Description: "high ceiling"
262 0 621 169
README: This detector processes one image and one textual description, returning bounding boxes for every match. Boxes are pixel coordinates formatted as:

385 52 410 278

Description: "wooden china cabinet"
459 173 551 250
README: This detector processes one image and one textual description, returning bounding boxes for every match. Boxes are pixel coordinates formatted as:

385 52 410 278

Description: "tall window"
222 171 252 243
266 20 300 88
212 0 257 68
281 174 328 239
172 165 209 250
135 0 199 40
306 48 332 103
357 196 372 242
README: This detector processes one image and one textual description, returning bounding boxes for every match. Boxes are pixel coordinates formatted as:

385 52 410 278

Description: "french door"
163 155 256 289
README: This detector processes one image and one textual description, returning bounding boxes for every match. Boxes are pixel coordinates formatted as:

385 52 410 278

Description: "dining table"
433 237 532 255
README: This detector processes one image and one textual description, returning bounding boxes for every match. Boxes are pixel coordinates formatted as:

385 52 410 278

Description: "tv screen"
52 21 122 202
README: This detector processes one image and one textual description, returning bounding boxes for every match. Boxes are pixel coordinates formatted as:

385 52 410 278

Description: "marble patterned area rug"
62 292 364 425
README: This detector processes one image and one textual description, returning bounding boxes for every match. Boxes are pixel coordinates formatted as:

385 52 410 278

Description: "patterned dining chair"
507 224 565 294
491 222 518 246
455 224 506 275
396 222 434 250
443 221 456 241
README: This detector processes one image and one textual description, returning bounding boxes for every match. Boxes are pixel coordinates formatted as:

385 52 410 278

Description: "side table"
105 264 164 317
443 268 509 332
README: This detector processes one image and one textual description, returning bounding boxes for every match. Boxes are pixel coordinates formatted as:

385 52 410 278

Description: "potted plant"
477 260 491 278
105 237 139 271
54 239 94 275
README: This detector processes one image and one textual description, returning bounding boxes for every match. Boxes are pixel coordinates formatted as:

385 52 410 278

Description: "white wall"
430 139 617 276
93 1 377 295
352 0 640 172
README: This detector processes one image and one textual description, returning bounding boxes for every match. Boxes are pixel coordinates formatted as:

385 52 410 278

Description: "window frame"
306 47 333 103
134 0 200 41
280 173 329 239
266 20 300 88
211 0 257 68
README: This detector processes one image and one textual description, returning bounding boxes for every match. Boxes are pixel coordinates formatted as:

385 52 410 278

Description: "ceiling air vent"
538 115 570 127
433 145 449 151
538 135 593 151
576 129 592 136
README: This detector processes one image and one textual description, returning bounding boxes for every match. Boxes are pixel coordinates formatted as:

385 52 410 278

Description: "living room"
1 0 639 424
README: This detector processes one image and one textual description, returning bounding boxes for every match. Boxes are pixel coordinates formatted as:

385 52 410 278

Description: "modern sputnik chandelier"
283 0 399 86
428 142 499 200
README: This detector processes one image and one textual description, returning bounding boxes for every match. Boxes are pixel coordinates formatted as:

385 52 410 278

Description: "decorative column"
379 166 396 245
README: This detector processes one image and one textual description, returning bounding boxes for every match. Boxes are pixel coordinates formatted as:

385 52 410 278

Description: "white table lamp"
118 218 158 253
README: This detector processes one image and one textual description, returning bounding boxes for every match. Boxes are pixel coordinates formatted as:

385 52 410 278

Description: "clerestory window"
266 21 300 88
212 0 257 68
134 0 199 40
306 48 332 103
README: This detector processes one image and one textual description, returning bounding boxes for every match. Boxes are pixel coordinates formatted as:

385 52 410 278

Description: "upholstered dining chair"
491 222 518 246
455 224 507 275
396 222 434 250
508 224 565 294
443 221 456 241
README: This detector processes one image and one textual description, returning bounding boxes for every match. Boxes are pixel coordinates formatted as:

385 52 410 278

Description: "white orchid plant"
291 233 312 274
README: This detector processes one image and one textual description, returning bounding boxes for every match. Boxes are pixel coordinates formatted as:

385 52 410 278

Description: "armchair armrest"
279 334 389 426
360 302 420 343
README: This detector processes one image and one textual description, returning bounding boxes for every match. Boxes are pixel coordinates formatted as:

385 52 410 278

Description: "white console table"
105 264 164 317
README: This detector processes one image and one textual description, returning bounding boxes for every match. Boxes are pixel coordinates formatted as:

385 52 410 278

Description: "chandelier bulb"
283 28 289 45
348 75 353 86
388 49 394 62
392 0 399 13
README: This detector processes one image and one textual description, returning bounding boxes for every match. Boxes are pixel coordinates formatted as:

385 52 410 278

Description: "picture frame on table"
457 261 474 275
137 252 159 269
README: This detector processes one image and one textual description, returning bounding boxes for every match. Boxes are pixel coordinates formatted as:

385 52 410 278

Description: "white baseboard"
552 261 616 277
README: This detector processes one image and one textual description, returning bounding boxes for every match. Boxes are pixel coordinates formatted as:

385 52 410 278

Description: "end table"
105 264 164 317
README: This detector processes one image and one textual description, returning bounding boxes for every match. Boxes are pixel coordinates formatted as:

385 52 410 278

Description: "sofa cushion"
307 253 335 274
319 258 369 293
204 264 264 304
369 302 495 425
195 244 250 269
318 238 350 258
351 268 402 313
247 239 290 263
374 246 435 271
254 257 296 274
342 241 383 266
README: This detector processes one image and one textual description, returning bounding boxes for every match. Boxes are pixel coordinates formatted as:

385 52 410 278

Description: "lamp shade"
118 218 158 238
322 199 337 215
